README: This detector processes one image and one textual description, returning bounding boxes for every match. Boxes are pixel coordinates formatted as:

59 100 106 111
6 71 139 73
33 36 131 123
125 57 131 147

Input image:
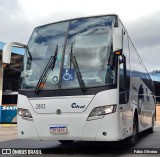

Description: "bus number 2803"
36 104 46 109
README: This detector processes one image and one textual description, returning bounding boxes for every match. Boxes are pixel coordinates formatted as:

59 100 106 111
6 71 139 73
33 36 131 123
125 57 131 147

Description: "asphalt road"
0 122 160 156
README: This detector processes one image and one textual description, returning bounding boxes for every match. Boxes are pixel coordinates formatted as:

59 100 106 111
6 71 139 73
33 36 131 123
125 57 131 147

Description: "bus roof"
35 14 119 30
0 41 25 55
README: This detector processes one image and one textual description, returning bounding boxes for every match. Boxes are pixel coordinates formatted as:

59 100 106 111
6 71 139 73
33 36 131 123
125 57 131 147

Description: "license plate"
50 126 67 134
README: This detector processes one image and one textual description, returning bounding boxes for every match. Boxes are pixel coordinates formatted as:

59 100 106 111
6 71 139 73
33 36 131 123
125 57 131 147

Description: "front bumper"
18 111 122 141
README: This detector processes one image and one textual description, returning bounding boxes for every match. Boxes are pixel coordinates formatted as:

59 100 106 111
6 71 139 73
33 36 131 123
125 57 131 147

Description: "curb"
0 124 17 127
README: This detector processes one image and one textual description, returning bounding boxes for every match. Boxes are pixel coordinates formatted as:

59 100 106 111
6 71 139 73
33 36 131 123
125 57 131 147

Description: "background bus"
1 91 18 123
0 42 24 123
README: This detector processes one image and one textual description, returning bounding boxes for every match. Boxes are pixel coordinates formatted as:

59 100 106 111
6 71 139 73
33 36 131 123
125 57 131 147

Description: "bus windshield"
20 16 116 91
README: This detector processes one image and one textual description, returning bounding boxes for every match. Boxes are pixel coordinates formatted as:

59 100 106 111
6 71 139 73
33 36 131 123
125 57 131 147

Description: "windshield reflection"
20 16 116 91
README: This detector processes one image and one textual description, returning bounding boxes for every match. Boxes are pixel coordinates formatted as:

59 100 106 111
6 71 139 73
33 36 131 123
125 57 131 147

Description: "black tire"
127 115 138 147
148 114 155 134
58 140 74 144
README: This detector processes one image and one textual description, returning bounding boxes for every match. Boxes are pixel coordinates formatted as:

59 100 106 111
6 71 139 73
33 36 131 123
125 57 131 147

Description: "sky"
0 0 160 72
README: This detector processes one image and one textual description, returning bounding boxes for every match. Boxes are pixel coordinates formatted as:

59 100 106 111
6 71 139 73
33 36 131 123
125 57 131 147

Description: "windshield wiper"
70 43 86 92
35 45 58 94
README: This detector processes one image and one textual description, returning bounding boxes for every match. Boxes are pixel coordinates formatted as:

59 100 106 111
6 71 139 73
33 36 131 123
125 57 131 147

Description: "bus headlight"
17 108 33 120
87 105 117 121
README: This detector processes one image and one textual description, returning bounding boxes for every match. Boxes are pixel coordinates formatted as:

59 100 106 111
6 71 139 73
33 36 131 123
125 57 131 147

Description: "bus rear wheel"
148 114 155 134
58 140 74 144
127 115 138 147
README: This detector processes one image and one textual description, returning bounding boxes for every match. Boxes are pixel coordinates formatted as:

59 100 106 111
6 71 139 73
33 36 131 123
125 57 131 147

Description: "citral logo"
71 103 85 109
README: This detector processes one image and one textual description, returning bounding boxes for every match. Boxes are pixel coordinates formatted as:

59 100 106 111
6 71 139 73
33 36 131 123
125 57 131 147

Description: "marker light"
115 51 121 55
114 48 122 55
87 105 117 121
39 83 45 88
17 108 33 120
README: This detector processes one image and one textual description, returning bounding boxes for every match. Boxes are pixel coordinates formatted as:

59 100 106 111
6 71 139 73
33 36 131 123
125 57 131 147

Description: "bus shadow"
42 141 129 154
42 130 151 154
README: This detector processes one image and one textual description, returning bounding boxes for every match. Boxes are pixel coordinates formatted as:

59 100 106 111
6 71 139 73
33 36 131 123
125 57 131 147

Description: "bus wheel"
148 114 155 134
127 115 138 147
58 140 74 144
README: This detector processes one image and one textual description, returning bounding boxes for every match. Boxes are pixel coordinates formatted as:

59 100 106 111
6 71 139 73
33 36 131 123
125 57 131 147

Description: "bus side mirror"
113 27 123 55
2 42 27 64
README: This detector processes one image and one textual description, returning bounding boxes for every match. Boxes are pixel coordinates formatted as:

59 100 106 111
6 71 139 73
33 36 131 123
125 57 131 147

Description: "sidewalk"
0 124 17 142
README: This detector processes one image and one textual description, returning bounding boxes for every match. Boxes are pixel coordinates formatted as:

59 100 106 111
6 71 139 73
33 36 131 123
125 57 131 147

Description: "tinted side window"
123 32 130 90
